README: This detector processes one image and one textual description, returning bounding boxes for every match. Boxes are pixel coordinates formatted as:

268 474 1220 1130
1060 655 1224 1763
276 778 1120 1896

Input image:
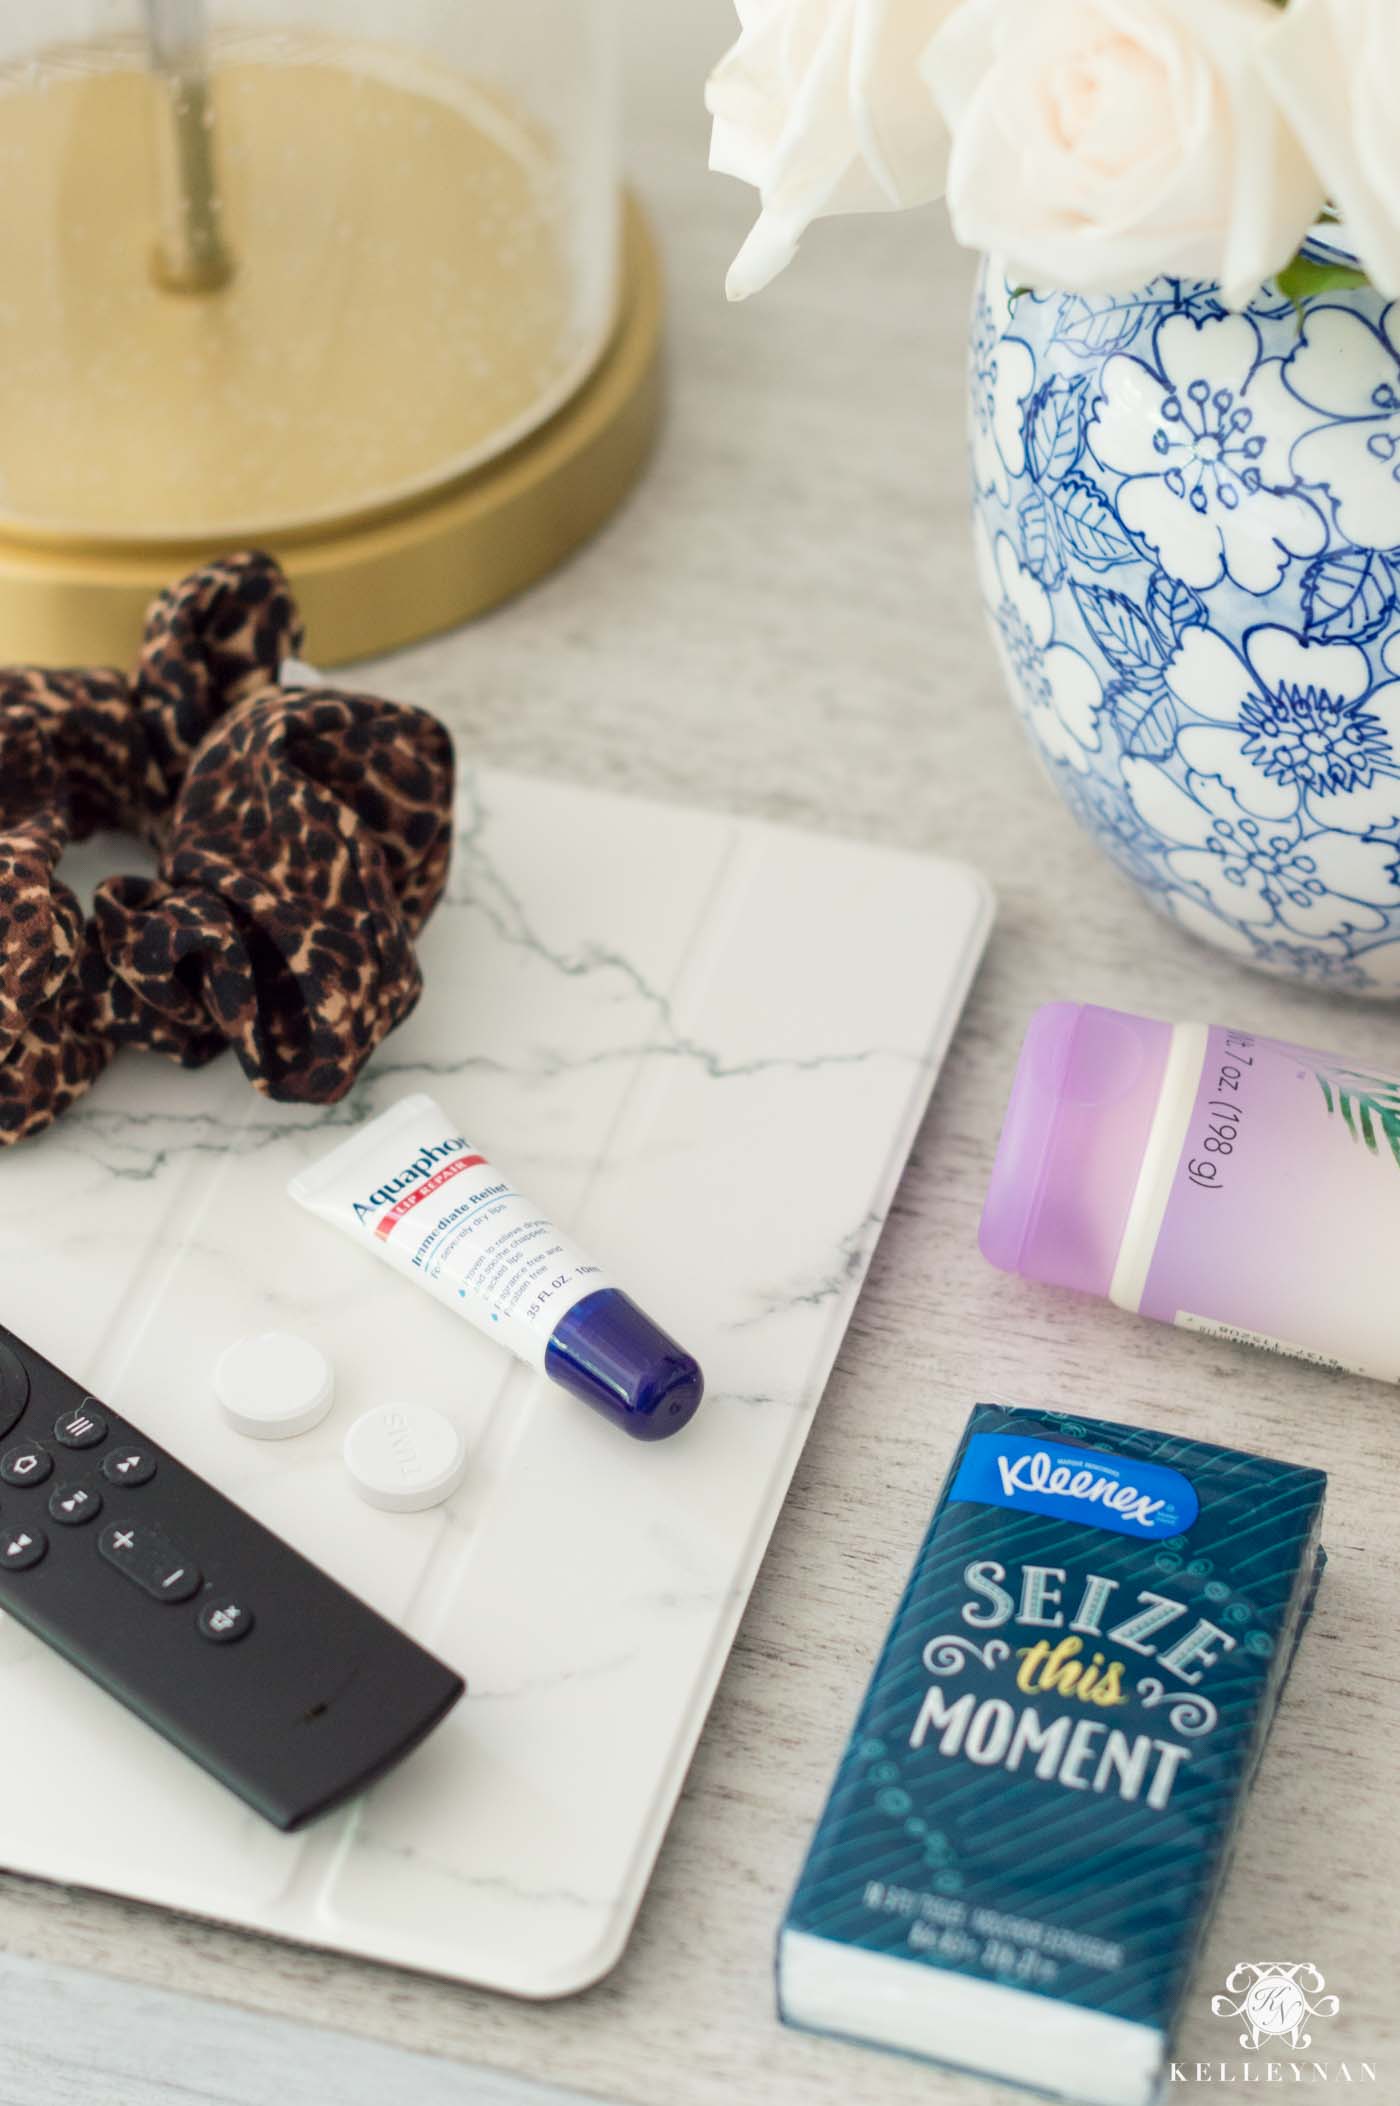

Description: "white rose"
923 0 1325 309
1261 0 1400 299
706 0 958 301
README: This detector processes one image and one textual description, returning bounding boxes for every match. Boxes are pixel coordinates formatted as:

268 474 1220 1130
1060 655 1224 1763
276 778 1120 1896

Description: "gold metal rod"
145 0 233 293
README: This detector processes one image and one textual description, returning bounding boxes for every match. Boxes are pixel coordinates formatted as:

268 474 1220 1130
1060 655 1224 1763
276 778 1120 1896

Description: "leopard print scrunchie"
0 552 454 1144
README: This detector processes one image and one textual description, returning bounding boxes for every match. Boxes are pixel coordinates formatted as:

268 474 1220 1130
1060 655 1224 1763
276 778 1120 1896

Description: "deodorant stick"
981 1001 1400 1384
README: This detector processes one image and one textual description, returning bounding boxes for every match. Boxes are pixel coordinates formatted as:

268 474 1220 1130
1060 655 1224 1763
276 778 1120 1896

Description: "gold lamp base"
0 194 661 668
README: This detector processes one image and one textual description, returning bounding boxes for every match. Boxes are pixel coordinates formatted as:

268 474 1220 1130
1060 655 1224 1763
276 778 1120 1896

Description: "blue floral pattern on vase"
970 260 1400 994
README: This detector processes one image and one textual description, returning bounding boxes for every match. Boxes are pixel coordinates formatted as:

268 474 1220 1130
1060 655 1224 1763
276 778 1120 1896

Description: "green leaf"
1315 1065 1400 1171
1275 252 1372 320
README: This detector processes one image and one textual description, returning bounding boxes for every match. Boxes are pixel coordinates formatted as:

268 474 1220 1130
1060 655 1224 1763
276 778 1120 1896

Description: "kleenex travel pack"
777 1402 1326 2106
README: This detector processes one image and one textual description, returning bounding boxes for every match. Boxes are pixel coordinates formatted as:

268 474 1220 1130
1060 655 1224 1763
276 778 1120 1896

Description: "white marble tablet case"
0 769 991 1998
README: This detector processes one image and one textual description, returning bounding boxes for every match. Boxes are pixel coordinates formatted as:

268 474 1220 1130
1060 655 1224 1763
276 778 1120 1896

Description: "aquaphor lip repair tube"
288 1093 703 1440
981 1002 1400 1384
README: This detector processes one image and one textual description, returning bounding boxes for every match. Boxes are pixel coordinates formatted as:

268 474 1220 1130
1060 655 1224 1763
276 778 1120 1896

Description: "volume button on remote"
99 1523 202 1602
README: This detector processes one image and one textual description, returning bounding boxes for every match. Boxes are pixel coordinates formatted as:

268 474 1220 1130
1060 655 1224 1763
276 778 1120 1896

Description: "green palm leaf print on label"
1315 1066 1400 1171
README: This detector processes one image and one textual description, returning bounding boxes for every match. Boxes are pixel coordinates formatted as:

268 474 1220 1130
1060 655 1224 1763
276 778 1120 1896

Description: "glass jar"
0 0 621 543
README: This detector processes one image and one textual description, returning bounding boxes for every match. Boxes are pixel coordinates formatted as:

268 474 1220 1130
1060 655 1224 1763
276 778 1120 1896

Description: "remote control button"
99 1522 202 1603
0 1442 52 1488
49 1482 101 1527
54 1402 107 1449
150 1558 201 1602
0 1341 30 1441
198 1598 254 1645
214 1331 334 1441
343 1401 467 1513
0 1526 46 1570
102 1447 156 1488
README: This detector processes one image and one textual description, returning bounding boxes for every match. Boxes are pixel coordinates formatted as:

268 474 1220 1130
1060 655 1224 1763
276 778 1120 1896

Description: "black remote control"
0 1326 465 1831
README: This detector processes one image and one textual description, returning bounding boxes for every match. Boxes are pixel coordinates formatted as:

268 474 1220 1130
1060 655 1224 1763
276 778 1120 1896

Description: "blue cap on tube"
544 1289 703 1441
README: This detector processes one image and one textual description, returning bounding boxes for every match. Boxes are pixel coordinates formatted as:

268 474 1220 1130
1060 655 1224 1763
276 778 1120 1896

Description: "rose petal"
710 0 954 299
1185 0 1325 309
927 0 1320 303
1261 0 1400 300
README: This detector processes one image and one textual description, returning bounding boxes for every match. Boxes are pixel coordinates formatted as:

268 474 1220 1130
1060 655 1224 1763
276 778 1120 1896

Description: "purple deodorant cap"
980 1003 1172 1298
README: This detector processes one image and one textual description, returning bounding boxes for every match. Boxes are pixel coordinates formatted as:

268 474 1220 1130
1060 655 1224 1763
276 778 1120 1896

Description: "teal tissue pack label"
779 1402 1326 2065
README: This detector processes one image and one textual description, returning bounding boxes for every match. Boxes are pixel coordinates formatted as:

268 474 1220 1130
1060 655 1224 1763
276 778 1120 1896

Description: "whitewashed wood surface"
2 4 1395 2101
0 1952 576 2106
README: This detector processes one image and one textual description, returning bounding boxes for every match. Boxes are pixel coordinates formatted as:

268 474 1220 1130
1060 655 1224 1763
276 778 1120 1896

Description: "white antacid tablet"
214 1331 335 1440
343 1402 467 1513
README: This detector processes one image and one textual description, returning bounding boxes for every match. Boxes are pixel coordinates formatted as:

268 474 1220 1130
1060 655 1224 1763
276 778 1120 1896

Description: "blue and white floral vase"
971 256 1400 996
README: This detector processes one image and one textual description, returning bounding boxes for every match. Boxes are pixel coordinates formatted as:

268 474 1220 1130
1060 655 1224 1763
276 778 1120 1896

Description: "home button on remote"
102 1448 156 1488
55 1404 107 1449
1 1442 53 1488
1 1528 46 1571
198 1599 254 1645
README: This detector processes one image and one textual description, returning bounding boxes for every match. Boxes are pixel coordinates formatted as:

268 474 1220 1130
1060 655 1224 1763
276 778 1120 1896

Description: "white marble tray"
0 769 991 1997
